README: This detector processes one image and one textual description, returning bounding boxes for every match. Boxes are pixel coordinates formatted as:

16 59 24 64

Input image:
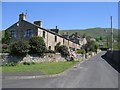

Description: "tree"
29 36 47 56
58 45 69 57
82 40 99 52
10 41 29 55
2 30 11 53
2 30 11 45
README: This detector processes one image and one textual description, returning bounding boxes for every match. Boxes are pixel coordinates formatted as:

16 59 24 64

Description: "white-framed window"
25 29 33 37
11 31 16 38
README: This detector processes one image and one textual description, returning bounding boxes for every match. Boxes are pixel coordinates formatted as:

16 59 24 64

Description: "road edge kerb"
2 51 101 80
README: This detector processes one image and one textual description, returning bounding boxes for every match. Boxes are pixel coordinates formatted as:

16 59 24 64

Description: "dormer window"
11 31 16 38
25 29 33 37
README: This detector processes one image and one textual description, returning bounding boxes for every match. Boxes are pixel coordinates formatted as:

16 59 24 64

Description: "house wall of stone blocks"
5 13 81 51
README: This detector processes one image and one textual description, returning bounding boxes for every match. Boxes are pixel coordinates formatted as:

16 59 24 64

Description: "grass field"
60 28 118 39
2 61 78 75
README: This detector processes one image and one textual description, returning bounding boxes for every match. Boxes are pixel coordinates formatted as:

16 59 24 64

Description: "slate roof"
7 20 78 44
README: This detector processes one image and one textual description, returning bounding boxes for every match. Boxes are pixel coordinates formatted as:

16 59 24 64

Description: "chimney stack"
56 26 58 29
34 21 42 28
19 12 26 21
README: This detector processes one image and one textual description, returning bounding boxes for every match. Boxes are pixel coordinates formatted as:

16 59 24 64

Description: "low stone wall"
0 53 67 65
105 50 120 65
0 51 99 65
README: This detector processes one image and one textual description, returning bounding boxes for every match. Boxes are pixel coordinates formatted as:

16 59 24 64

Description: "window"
43 31 45 38
49 46 51 50
11 31 16 38
55 36 57 42
25 29 33 37
63 39 64 44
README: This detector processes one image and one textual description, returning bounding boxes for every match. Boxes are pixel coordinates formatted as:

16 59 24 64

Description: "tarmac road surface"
2 51 118 88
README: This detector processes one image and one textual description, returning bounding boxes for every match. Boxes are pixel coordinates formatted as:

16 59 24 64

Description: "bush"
58 45 69 57
88 51 92 55
23 62 31 65
27 62 30 65
55 42 61 52
77 49 86 54
29 36 47 56
32 62 35 64
3 62 17 66
23 62 27 65
2 44 10 53
94 43 99 52
10 41 29 56
82 40 99 52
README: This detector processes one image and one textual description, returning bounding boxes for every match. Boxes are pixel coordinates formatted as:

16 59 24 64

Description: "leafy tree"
82 40 99 52
10 41 29 55
2 30 11 53
2 30 11 45
29 36 47 56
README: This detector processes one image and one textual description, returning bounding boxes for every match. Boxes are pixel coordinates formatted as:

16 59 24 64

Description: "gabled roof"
23 20 78 44
6 20 79 44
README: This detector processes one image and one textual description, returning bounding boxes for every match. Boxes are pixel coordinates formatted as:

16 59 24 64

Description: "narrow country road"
2 51 118 88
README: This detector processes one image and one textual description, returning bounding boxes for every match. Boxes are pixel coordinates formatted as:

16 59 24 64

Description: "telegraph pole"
110 16 113 51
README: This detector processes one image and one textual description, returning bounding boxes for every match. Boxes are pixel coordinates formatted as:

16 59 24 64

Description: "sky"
2 2 118 30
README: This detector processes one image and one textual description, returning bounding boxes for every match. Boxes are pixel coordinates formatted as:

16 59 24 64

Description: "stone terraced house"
5 13 87 51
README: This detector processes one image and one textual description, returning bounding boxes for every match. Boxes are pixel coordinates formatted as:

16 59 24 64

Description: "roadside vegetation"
2 61 78 74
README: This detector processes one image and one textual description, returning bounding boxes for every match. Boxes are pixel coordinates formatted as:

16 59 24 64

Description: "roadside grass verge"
2 61 78 75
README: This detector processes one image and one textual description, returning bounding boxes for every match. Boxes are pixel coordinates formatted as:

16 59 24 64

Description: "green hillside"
59 28 118 39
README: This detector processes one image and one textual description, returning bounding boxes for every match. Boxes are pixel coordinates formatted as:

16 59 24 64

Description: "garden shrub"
77 49 86 54
2 44 10 53
55 42 61 52
10 41 29 56
58 45 69 57
23 62 27 65
23 62 31 65
29 36 47 56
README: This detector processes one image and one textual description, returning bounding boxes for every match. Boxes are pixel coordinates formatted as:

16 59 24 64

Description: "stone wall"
1 53 67 65
0 51 99 65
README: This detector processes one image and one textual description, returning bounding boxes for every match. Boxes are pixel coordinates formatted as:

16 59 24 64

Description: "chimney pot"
19 13 26 21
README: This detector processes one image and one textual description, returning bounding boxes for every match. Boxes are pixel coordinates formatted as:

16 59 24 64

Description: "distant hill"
59 28 118 39
1 28 118 39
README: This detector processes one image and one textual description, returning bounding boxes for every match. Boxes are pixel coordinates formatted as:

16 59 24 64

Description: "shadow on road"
101 54 120 73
